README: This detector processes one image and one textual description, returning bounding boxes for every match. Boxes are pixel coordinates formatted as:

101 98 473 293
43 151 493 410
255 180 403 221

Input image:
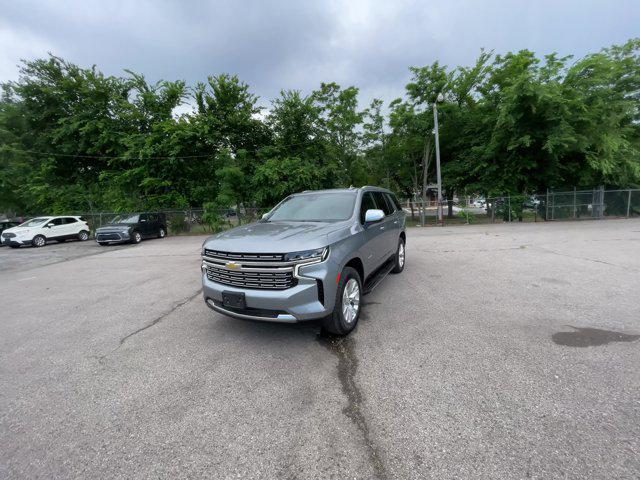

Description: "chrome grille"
202 250 296 290
204 249 284 262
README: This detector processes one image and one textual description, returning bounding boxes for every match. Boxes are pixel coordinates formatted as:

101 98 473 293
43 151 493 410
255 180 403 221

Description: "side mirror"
140 219 147 222
364 209 385 225
46 223 54 228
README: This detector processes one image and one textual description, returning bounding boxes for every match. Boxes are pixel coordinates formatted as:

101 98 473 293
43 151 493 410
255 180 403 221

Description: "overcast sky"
1 0 638 110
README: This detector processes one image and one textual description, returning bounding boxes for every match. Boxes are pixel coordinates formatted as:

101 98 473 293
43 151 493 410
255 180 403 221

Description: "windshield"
19 217 50 227
267 192 357 222
110 214 139 224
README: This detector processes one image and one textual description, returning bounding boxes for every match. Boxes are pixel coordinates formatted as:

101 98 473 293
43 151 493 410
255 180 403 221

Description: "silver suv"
201 187 406 335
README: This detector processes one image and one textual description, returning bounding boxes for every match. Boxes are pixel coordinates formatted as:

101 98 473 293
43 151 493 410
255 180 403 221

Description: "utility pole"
420 140 430 227
433 93 444 225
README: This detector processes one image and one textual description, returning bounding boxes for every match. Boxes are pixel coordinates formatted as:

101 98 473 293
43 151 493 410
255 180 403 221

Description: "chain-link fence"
10 208 265 235
486 188 640 223
403 188 640 225
9 188 640 231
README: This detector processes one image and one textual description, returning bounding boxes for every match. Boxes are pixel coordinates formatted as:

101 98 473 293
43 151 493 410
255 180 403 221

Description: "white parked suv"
1 216 91 248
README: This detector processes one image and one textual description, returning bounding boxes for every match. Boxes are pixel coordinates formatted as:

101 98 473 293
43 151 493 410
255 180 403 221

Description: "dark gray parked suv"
95 213 167 245
201 187 406 335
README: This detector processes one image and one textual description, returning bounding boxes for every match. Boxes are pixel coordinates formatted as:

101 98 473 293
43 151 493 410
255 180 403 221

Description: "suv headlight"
285 247 329 263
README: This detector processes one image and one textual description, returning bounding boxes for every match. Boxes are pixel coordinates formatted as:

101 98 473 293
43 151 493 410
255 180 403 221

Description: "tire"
131 230 142 244
157 227 166 239
78 230 89 241
391 237 405 274
32 235 46 248
322 266 362 336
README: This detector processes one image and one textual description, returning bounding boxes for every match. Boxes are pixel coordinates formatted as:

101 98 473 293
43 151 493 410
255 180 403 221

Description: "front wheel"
131 231 142 244
322 266 362 336
391 238 405 274
32 235 46 248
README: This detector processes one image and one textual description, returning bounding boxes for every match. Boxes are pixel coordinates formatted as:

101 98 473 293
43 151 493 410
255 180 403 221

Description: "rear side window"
372 192 394 216
360 192 377 224
64 217 77 224
51 218 65 226
148 213 158 222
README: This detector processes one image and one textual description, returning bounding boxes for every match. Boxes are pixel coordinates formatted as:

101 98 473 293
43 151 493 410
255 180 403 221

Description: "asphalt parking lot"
1 220 639 479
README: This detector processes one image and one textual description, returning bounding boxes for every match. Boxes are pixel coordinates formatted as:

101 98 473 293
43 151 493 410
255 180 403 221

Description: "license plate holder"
222 291 246 309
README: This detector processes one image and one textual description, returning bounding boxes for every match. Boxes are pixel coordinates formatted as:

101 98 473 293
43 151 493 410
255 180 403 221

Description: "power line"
1 146 213 160
1 139 341 160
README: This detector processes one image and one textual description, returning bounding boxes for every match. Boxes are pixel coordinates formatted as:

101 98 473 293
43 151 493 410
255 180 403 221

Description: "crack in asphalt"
105 288 202 356
537 246 638 272
317 333 387 480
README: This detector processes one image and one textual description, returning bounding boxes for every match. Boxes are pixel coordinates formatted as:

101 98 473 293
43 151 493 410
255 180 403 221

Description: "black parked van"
95 213 167 245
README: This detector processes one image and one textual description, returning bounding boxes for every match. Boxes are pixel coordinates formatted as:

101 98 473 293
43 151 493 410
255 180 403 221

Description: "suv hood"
204 221 352 253
2 226 36 234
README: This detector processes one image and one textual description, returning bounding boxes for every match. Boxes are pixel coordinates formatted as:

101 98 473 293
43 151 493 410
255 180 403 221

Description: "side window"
359 192 377 224
383 193 397 213
148 213 158 222
388 193 402 211
51 218 65 226
372 192 393 216
139 214 148 222
64 217 77 224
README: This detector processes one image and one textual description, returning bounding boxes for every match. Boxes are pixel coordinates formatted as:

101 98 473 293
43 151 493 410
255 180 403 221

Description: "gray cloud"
1 0 638 108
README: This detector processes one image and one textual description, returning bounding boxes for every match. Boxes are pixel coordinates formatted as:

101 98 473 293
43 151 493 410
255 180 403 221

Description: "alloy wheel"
341 278 360 324
398 242 405 268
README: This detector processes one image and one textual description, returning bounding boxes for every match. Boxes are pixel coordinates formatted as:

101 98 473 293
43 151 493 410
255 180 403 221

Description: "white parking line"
17 276 36 282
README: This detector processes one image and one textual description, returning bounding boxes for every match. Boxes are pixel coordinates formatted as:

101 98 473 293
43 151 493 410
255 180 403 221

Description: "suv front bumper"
202 261 336 322
95 230 131 244
1 237 31 247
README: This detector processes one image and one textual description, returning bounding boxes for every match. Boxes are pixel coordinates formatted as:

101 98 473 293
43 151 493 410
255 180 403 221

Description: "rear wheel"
157 227 166 239
391 237 405 274
78 230 89 241
322 266 362 336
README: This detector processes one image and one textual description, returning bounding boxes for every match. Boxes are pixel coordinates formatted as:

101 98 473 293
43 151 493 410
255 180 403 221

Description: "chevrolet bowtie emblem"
225 261 241 270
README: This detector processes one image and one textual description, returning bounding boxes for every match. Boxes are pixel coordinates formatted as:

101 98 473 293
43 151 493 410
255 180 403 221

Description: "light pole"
433 93 444 225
